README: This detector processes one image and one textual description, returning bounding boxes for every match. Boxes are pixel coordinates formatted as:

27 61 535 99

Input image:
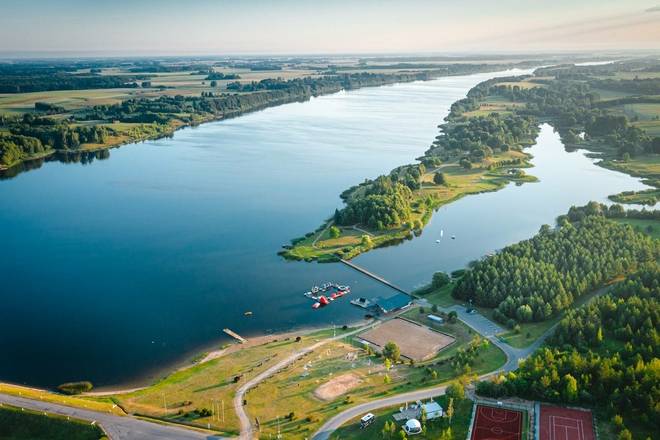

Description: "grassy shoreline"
282 149 538 262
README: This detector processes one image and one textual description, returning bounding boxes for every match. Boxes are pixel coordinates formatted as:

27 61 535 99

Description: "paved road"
446 305 504 337
0 393 224 440
312 310 559 440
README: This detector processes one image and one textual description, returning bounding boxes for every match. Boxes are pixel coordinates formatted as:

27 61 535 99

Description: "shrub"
57 381 93 395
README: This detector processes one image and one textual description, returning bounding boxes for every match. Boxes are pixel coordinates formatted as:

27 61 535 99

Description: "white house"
421 401 443 420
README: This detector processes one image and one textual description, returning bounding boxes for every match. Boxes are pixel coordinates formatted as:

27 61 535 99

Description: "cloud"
646 6 660 12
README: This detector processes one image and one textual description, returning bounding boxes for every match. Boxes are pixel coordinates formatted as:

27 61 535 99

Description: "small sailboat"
451 235 456 240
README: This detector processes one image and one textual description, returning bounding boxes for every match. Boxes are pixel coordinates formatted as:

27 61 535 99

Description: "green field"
0 405 106 440
612 218 660 240
608 188 659 205
0 383 124 416
112 327 342 436
330 395 474 440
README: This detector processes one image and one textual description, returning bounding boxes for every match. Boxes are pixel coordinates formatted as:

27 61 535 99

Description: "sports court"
539 405 595 440
471 405 523 440
358 317 455 361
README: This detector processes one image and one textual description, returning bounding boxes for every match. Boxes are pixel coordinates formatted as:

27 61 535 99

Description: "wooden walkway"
223 328 247 343
340 259 410 295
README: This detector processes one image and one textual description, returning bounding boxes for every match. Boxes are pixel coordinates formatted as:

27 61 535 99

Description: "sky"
1 0 659 56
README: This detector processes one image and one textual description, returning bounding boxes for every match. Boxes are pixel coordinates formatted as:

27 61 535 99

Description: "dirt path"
234 322 378 439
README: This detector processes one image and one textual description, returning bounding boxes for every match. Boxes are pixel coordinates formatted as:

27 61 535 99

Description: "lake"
0 69 651 388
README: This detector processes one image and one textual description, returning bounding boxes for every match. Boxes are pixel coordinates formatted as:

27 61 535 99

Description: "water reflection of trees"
0 149 111 180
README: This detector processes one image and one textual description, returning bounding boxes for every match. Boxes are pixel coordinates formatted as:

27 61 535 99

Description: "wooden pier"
223 328 248 344
340 259 410 295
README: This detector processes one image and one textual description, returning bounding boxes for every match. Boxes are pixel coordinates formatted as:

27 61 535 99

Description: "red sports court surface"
539 405 595 440
471 405 523 440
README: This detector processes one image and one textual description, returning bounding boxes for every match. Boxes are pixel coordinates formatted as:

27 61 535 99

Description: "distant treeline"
0 70 456 170
0 73 148 93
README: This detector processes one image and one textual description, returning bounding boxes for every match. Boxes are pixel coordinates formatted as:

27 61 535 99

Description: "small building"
403 419 422 435
421 401 443 420
372 293 412 314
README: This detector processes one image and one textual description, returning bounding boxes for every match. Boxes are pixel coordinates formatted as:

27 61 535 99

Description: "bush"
383 341 401 362
57 381 93 395
433 172 446 185
446 382 465 399
329 225 341 238
432 271 450 288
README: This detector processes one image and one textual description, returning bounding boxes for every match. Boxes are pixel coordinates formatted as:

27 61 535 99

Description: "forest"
0 114 110 167
453 203 659 326
476 265 659 438
484 63 660 158
426 112 539 162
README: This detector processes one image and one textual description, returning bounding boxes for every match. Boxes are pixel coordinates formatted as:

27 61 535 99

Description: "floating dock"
223 328 248 344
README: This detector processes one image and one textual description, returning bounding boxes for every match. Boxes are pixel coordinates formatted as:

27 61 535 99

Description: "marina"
303 282 351 309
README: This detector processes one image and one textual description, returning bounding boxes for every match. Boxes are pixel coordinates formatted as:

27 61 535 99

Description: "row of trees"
0 114 110 166
0 72 147 93
453 205 659 325
476 265 659 437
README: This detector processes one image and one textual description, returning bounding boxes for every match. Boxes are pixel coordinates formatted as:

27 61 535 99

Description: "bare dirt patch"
313 373 362 401
358 317 455 361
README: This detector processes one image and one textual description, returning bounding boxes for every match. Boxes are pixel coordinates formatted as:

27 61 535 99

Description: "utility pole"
222 400 225 423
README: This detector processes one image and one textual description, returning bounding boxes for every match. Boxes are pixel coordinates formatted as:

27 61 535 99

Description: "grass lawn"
0 383 123 416
603 154 660 181
612 218 660 240
0 404 106 440
418 282 461 307
112 328 340 436
330 395 474 440
245 313 505 440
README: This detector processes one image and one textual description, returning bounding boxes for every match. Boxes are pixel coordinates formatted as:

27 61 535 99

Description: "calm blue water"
0 69 651 388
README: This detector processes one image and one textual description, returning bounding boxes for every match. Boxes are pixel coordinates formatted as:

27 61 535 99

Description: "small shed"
422 401 443 419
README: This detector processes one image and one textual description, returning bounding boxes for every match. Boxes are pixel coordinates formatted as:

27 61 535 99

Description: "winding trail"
234 323 377 439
